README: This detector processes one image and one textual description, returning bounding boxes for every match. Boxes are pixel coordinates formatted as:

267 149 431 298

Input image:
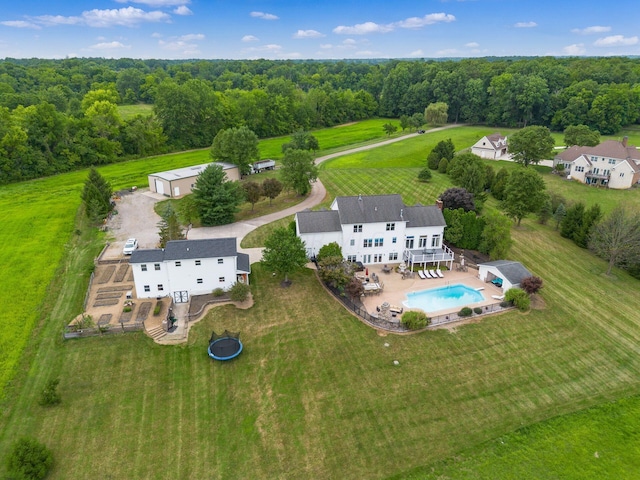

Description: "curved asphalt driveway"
153 124 464 263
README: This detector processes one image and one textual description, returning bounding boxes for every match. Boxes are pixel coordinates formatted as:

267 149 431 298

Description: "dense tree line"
1 56 639 184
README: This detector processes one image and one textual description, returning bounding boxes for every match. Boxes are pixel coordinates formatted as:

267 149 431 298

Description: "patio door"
173 291 188 303
405 237 414 249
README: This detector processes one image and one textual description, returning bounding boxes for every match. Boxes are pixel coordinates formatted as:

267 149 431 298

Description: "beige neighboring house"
147 162 240 198
471 133 509 159
553 137 640 189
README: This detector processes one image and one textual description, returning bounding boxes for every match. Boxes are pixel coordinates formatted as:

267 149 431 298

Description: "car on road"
123 238 138 255
417 129 426 134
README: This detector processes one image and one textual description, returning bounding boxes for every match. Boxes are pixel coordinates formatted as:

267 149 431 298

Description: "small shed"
148 162 240 198
478 260 532 292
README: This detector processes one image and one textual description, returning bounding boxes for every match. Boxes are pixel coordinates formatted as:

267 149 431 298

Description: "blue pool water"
404 284 485 313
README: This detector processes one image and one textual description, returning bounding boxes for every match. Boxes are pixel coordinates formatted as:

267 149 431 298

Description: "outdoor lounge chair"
429 269 438 278
418 270 427 279
435 269 444 278
424 269 433 278
492 295 505 300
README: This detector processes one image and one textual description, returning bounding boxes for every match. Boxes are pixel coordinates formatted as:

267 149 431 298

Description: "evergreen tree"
157 203 185 247
81 167 113 222
574 203 602 248
560 202 585 239
192 164 244 226
538 195 553 225
553 203 566 230
491 167 510 201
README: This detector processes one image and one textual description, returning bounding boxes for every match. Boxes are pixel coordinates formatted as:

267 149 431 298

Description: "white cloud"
244 44 283 53
242 35 259 42
319 44 333 49
158 39 200 54
355 50 377 56
465 42 479 48
0 20 41 29
293 29 324 39
571 25 610 35
179 33 204 41
333 21 393 35
35 7 171 28
250 11 279 20
151 32 163 38
409 49 424 57
593 35 638 47
393 13 455 29
514 21 537 28
563 43 586 55
115 0 190 5
334 12 454 35
435 48 460 56
173 6 192 15
343 38 357 45
89 41 130 50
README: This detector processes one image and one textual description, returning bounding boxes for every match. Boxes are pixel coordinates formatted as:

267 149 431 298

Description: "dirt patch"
95 265 116 284
136 302 153 323
113 264 129 283
530 294 546 310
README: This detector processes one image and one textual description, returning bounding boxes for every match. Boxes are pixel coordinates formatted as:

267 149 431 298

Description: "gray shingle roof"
296 209 341 233
555 140 640 162
237 253 250 273
479 260 532 285
335 194 406 224
403 205 446 228
130 238 238 263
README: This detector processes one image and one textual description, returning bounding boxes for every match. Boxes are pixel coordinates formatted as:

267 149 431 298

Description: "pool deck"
360 265 504 318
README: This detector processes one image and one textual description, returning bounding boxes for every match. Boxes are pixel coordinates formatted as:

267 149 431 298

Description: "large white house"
553 138 640 189
471 133 509 159
129 238 250 303
295 194 454 269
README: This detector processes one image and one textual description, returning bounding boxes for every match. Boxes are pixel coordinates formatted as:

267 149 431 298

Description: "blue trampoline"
208 330 243 361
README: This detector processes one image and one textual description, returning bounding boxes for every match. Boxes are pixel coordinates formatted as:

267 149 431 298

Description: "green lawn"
2 123 640 478
117 103 154 120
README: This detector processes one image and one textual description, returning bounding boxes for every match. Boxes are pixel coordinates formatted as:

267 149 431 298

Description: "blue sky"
1 0 638 59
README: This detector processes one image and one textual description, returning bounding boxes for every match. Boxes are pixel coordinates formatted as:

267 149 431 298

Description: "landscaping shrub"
500 301 510 308
38 378 61 407
458 307 473 317
401 311 430 330
521 276 544 295
473 307 483 315
122 306 132 313
4 437 53 480
505 288 530 311
229 282 251 302
212 288 225 297
153 302 162 316
418 168 432 182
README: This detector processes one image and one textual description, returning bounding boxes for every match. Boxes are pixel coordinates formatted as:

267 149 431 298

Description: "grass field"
2 122 640 478
117 103 154 120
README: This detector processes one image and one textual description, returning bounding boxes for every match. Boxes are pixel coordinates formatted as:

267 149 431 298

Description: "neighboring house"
129 238 250 303
553 137 640 189
295 194 454 269
147 162 240 198
478 260 532 293
471 133 509 159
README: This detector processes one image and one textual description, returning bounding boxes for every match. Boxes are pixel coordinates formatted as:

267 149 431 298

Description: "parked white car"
123 238 138 255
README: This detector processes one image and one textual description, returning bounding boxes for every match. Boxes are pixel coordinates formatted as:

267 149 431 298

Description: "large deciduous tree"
210 126 260 176
563 124 600 147
81 167 113 222
424 102 448 126
242 181 262 211
262 227 308 285
262 177 283 205
479 211 512 260
589 206 640 276
440 187 476 212
191 164 244 226
282 130 319 153
280 149 318 196
502 168 546 226
508 126 555 167
446 153 487 197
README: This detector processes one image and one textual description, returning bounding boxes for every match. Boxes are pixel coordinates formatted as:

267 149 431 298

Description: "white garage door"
155 179 165 195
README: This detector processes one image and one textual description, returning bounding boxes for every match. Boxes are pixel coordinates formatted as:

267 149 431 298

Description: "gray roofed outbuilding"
478 260 532 285
296 209 341 233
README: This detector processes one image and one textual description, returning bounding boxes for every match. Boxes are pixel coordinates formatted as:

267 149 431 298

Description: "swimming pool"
404 284 485 313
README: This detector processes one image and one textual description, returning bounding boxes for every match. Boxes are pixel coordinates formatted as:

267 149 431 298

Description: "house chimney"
622 136 628 147
436 199 444 211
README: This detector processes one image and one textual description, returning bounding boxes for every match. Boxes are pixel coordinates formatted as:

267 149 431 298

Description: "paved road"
109 124 465 263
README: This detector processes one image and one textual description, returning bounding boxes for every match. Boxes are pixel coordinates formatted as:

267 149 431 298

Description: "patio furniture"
418 270 426 279
389 305 403 314
382 265 392 274
491 278 503 287
492 295 505 300
435 269 444 278
424 269 432 278
428 269 437 278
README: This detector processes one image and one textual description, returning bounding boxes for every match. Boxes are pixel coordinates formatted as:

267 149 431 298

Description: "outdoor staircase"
145 325 166 341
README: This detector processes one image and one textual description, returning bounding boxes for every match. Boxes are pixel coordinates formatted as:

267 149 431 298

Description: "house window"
620 172 625 177
575 166 584 173
218 277 225 283
350 239 355 246
609 159 616 165
431 234 441 248
347 255 357 262
386 223 395 231
157 284 164 291
374 238 384 247
141 264 147 272
418 236 428 248
144 285 150 292
406 237 414 249
374 254 383 262
195 260 201 266
217 259 223 264
392 237 397 244
592 157 598 162
175 261 181 267
363 239 372 248
389 252 398 261
353 224 363 233
154 263 161 271
197 278 203 284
